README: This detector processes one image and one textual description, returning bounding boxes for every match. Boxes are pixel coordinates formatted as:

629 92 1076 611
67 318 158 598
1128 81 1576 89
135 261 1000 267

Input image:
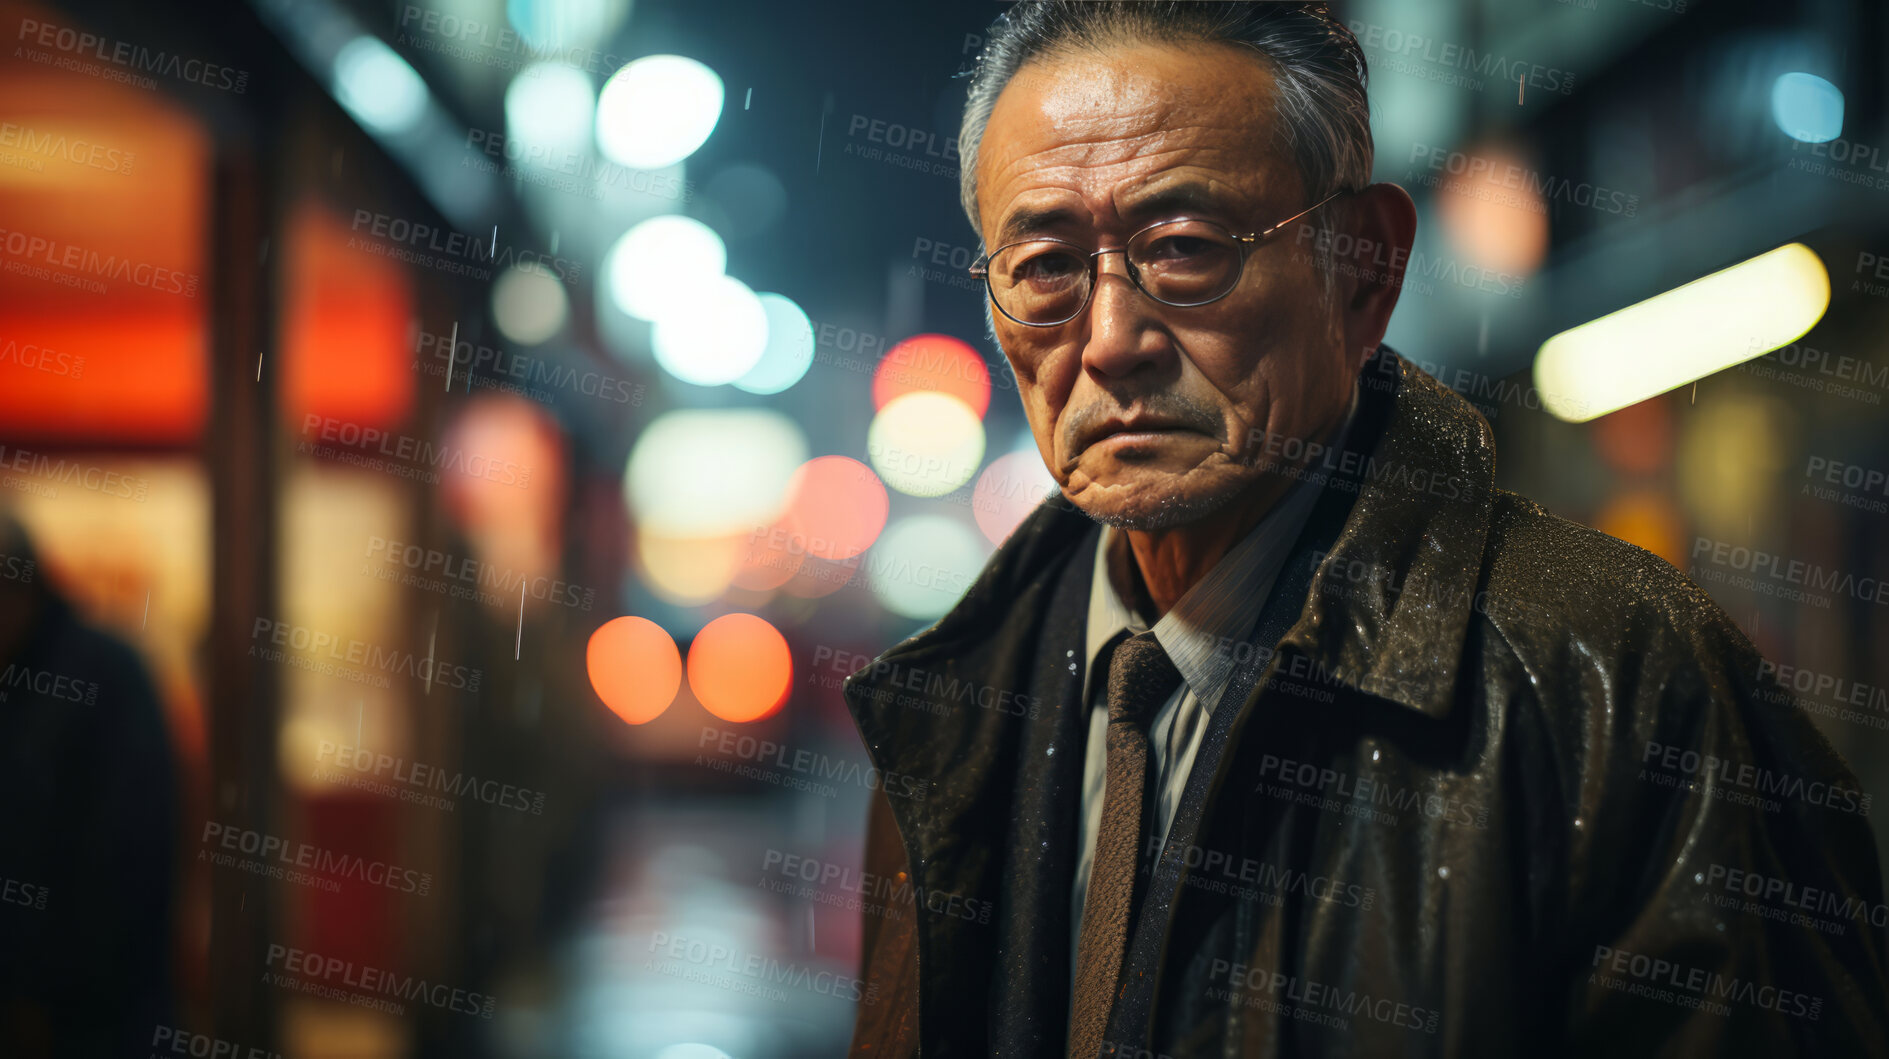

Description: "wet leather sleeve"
849 785 921 1058
1560 617 1889 1057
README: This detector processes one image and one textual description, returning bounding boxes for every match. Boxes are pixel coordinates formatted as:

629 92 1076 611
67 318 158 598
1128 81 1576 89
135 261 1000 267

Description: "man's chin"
1065 478 1246 532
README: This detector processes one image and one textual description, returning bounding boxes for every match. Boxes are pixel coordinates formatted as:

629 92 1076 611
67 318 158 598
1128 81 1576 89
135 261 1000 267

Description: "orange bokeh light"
586 616 682 725
687 613 793 723
872 334 991 418
778 456 889 561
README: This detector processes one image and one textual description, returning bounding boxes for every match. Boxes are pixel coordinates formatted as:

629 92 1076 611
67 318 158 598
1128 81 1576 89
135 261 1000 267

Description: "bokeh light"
635 534 743 607
1772 72 1844 144
868 515 987 620
687 613 792 722
505 63 596 158
331 37 429 136
625 409 807 537
506 0 626 52
604 216 727 322
732 293 814 395
1592 489 1688 567
873 334 992 417
770 455 889 564
650 274 770 386
868 391 986 497
587 616 682 725
596 55 724 170
1432 142 1550 276
491 263 570 345
972 449 1059 544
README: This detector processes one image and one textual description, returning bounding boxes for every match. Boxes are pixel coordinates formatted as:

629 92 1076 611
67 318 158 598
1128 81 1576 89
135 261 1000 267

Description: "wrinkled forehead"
973 39 1299 241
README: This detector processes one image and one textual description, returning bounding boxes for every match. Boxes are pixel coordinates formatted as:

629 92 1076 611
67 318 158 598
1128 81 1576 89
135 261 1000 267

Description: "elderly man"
842 3 1889 1056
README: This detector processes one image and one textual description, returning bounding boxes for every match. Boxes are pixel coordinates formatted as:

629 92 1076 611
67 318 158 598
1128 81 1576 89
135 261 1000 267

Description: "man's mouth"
1083 416 1199 450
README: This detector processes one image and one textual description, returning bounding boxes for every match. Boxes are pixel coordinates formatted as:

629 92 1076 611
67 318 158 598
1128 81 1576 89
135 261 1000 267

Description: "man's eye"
1143 235 1217 261
1013 251 1084 283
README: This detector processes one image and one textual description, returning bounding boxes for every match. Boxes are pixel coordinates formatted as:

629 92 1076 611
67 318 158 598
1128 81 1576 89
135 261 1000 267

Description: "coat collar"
844 346 1497 775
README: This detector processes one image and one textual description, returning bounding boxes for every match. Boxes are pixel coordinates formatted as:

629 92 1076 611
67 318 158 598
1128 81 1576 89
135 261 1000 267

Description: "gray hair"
958 2 1373 244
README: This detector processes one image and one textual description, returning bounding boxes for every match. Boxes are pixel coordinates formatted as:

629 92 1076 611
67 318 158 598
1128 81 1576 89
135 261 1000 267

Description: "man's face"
975 40 1356 529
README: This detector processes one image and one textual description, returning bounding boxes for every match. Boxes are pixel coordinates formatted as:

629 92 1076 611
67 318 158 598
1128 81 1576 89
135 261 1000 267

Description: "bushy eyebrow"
991 180 1238 246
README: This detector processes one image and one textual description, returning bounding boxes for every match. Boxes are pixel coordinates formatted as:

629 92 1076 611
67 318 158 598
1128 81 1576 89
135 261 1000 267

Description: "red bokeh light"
687 613 793 723
872 333 991 418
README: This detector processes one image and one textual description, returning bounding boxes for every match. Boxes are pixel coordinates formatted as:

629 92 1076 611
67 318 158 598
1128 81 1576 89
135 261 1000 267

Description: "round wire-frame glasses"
968 189 1348 327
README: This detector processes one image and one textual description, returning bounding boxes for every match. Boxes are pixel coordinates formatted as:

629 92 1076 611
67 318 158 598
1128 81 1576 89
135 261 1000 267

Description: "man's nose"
1079 251 1170 378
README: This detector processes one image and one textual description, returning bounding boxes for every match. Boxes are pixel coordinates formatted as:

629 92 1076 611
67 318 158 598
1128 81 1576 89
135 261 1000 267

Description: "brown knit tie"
1069 630 1184 1059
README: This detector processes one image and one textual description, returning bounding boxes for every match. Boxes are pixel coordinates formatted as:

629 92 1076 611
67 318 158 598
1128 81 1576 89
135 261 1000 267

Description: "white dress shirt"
1068 383 1360 983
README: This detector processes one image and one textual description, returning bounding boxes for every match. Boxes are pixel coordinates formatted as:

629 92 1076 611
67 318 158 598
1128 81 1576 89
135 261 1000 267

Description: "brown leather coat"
843 349 1889 1057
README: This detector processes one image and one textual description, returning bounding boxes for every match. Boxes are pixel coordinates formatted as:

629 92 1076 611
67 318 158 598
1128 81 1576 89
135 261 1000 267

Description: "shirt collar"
1082 378 1361 713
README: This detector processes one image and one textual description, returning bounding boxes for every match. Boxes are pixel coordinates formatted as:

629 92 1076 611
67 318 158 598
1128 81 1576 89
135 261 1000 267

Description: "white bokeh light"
596 55 724 169
868 515 987 619
603 215 727 321
650 275 770 386
733 293 815 395
505 63 595 158
491 264 570 345
625 409 807 537
867 392 986 497
331 37 429 136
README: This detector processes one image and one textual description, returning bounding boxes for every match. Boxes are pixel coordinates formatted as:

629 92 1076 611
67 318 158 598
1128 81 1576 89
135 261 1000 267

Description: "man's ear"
1337 182 1418 369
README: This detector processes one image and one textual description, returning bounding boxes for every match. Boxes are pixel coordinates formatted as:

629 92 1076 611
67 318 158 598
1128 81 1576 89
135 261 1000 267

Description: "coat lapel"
990 526 1098 1055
